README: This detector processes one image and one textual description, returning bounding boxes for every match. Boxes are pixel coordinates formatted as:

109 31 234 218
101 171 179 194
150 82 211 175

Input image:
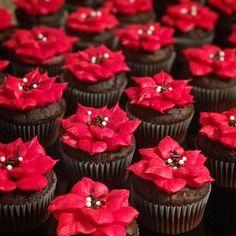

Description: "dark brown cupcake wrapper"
127 52 176 77
192 85 236 112
0 172 57 233
132 186 211 234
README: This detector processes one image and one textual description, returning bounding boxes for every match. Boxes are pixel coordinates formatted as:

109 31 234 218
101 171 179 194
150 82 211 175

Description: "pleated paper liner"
132 186 211 235
0 172 57 233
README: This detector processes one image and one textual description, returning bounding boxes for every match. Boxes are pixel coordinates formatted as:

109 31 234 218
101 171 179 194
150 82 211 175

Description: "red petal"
92 224 126 236
112 207 138 226
154 178 187 193
105 190 129 211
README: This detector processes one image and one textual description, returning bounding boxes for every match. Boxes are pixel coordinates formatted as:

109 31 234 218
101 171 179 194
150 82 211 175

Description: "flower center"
137 25 155 36
81 10 102 19
180 6 198 16
86 196 103 209
228 115 236 127
90 114 109 128
18 78 40 91
165 150 187 169
90 53 110 64
156 81 173 93
36 33 47 42
209 51 225 61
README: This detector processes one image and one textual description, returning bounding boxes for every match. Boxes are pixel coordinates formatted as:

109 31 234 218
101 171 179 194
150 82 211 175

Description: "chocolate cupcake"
128 136 213 234
116 23 176 76
65 7 119 51
66 0 106 12
4 26 76 76
126 71 194 147
0 137 57 233
59 104 140 188
14 0 67 28
49 177 139 236
183 45 236 112
0 69 67 147
61 45 129 113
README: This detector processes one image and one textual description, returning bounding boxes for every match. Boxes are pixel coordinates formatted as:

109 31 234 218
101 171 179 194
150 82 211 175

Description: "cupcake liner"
0 172 57 233
132 186 211 234
127 52 176 77
191 85 236 112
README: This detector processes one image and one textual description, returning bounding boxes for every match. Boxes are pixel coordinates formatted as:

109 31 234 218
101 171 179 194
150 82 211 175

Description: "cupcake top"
116 23 175 52
0 60 9 71
4 26 76 65
0 68 67 111
0 137 56 193
59 104 140 154
208 0 236 16
66 7 119 34
15 0 65 16
0 8 12 31
199 108 236 149
184 45 236 79
128 136 213 193
49 177 138 236
162 2 218 33
125 71 194 113
64 45 129 83
228 26 236 45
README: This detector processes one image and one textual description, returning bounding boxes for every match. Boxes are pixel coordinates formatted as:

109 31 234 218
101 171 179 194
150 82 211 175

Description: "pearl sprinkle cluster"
137 25 155 35
86 196 102 208
180 6 198 16
0 155 23 170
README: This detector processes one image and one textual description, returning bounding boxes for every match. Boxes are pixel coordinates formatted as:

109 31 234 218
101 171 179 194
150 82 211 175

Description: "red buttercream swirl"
184 45 236 79
4 26 76 65
15 0 65 16
66 7 119 34
125 71 193 113
116 23 175 52
0 137 57 193
128 136 213 194
162 2 218 32
0 68 67 111
228 26 236 45
59 104 140 154
199 108 236 149
0 8 12 31
208 0 236 16
49 177 138 236
0 60 9 72
64 45 129 83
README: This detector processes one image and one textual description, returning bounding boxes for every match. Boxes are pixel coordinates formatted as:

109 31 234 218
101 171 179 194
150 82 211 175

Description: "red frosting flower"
0 8 12 31
162 2 218 32
116 23 175 52
64 46 129 83
4 26 76 65
15 0 65 16
0 137 56 193
128 136 213 194
125 71 193 113
59 104 140 154
184 45 236 79
49 177 138 236
0 68 67 111
199 108 236 149
0 60 9 72
208 0 236 16
66 7 119 34
228 26 236 45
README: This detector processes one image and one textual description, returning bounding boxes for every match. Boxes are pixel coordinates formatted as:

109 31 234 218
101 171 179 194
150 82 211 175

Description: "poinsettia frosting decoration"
208 0 236 16
0 8 12 31
125 71 193 113
64 46 129 83
0 60 9 72
49 177 138 236
184 45 236 79
162 2 218 32
128 136 213 194
4 26 76 65
228 26 236 45
66 7 119 34
199 108 236 149
60 104 140 154
0 68 67 111
15 0 65 16
116 23 175 52
0 137 57 193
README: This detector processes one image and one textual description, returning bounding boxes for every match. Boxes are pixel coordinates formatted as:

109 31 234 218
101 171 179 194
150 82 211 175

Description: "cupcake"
65 7 119 51
128 136 213 234
104 0 155 25
61 45 129 113
116 23 176 76
0 68 67 147
183 45 236 112
48 177 139 236
126 71 194 147
0 137 57 233
66 0 106 12
4 26 76 76
14 0 67 28
196 109 236 188
59 104 140 188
